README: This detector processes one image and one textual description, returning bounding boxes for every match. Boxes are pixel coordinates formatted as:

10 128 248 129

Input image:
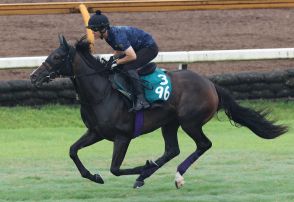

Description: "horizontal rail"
1 48 294 69
156 48 294 63
1 0 294 15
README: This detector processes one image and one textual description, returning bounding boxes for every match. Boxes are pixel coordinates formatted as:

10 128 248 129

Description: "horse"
30 35 288 189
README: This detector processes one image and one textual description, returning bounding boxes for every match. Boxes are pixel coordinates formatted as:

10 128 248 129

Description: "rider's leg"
123 44 159 111
127 69 150 111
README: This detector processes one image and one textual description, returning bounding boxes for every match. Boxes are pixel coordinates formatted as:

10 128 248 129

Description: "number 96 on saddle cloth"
110 67 172 105
140 68 172 103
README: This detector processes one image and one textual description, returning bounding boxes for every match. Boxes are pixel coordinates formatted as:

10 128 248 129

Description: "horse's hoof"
175 171 185 189
92 173 104 184
133 180 144 189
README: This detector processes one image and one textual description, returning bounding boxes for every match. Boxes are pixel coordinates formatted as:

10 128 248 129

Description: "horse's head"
30 35 74 87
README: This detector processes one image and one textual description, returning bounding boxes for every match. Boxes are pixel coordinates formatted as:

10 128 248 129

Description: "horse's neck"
72 53 111 103
71 52 134 133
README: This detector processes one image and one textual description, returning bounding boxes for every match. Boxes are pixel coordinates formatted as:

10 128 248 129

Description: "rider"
87 10 159 111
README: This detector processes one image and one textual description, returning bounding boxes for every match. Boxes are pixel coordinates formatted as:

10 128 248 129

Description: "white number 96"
155 86 170 100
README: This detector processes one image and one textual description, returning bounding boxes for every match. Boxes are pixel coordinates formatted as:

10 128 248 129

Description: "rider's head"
87 10 110 39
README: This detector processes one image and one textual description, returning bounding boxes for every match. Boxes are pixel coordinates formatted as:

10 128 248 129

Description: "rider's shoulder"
111 26 149 37
109 26 127 35
111 26 136 31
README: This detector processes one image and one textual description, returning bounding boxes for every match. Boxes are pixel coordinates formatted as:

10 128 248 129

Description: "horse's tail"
215 85 288 139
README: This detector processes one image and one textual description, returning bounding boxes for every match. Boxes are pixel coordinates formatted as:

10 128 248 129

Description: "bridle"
44 46 76 81
44 45 110 80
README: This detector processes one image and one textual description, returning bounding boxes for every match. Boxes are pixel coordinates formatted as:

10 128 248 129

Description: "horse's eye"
53 55 60 60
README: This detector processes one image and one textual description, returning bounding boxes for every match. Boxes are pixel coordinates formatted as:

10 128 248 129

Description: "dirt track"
1 1 294 79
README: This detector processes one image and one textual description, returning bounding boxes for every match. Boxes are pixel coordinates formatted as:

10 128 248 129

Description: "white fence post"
178 64 188 70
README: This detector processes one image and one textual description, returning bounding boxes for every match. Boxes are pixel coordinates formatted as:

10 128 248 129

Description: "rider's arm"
113 50 124 55
115 46 136 65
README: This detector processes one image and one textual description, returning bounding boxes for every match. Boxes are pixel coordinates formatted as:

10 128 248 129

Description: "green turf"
0 101 293 202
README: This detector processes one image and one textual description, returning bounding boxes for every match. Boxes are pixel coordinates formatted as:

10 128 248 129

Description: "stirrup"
129 100 150 112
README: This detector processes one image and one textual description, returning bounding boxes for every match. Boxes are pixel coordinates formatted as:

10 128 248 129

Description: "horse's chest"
81 105 130 138
81 107 111 127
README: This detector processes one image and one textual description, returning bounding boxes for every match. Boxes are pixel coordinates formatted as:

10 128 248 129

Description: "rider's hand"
99 57 107 65
106 56 117 70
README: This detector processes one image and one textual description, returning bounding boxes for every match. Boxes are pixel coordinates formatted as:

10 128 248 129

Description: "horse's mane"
75 36 101 68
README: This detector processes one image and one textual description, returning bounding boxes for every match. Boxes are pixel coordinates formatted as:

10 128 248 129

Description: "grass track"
0 100 294 202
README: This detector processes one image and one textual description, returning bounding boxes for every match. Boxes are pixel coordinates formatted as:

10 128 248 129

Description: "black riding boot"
128 70 150 111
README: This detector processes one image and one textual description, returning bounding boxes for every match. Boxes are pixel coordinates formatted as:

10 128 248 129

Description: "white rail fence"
1 48 294 69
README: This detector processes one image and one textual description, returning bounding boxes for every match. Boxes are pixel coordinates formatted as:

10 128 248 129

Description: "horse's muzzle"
30 68 50 88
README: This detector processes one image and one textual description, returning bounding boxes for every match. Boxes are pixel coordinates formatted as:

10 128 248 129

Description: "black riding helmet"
87 10 110 32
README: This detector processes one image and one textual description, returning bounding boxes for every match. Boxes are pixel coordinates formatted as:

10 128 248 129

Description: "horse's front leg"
69 129 104 184
110 135 145 176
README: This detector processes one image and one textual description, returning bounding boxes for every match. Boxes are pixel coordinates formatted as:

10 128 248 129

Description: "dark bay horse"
30 35 288 189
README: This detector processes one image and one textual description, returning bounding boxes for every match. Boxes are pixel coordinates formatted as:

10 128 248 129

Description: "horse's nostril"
30 74 36 80
30 68 38 78
30 74 38 84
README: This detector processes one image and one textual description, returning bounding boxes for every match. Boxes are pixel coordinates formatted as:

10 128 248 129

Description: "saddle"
109 62 172 110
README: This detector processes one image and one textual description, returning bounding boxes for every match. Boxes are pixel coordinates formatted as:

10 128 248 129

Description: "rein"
72 51 110 79
70 77 109 106
67 47 110 106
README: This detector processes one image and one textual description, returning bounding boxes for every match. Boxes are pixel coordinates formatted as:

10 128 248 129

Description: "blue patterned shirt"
105 26 155 52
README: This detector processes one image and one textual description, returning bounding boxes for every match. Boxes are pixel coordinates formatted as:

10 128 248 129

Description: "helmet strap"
99 28 107 39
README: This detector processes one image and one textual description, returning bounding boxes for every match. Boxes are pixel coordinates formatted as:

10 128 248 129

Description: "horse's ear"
62 35 69 50
58 34 69 50
58 34 64 46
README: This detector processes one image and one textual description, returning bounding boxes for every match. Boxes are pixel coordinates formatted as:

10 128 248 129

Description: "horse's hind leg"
176 123 212 189
69 129 104 184
133 120 180 188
